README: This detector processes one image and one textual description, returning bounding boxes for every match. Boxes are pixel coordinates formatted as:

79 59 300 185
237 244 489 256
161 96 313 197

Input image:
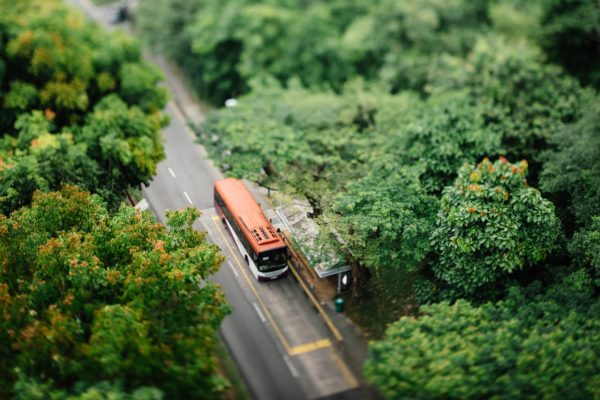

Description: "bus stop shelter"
268 200 352 294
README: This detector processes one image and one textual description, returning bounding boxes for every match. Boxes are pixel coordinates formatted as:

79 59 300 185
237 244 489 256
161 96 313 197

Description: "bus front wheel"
244 255 249 265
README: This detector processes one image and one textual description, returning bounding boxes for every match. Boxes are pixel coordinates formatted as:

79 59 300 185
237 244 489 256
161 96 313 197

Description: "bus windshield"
257 248 287 272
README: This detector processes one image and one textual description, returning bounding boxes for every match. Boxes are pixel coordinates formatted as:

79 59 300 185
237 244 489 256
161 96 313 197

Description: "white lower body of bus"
223 218 288 281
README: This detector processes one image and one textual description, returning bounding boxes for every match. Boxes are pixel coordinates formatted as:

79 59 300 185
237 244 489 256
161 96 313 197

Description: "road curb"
284 237 344 343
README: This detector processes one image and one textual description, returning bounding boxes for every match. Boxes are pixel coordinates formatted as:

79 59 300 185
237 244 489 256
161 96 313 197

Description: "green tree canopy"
351 0 490 93
431 157 560 294
538 0 600 88
133 3 600 394
327 167 437 272
540 97 600 285
137 0 496 103
365 276 600 399
374 92 501 194
541 96 600 229
0 0 167 214
429 36 585 169
198 81 411 201
0 187 229 398
0 0 166 131
0 97 166 213
569 216 600 287
139 0 355 103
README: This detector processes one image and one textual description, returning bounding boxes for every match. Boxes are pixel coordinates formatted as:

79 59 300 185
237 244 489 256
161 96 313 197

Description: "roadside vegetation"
0 0 230 398
137 0 600 397
0 0 168 212
0 188 229 399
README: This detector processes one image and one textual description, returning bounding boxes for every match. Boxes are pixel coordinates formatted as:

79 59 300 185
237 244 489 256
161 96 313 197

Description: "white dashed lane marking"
227 260 239 277
284 355 299 378
253 302 267 323
201 222 214 237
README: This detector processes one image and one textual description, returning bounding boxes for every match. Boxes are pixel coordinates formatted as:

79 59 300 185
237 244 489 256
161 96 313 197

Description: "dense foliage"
198 74 576 292
539 0 600 87
541 97 600 287
541 98 600 230
431 158 560 295
198 81 410 196
137 0 598 104
0 187 229 398
364 277 600 399
431 36 584 169
326 167 437 273
0 0 167 213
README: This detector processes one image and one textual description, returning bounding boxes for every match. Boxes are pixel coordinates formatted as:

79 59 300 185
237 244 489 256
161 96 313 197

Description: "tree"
138 0 359 104
365 277 600 399
0 96 165 214
488 0 543 41
13 378 164 400
378 92 501 194
198 81 404 201
428 36 585 173
79 95 166 206
136 0 244 104
0 0 166 131
541 96 600 230
0 0 167 214
327 166 437 272
118 62 168 113
538 0 600 88
0 187 229 398
569 217 600 287
0 154 47 215
540 97 600 284
430 157 560 294
136 0 495 103
345 0 490 93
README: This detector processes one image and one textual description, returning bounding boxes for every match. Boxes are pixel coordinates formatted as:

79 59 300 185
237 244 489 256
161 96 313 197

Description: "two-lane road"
143 103 306 400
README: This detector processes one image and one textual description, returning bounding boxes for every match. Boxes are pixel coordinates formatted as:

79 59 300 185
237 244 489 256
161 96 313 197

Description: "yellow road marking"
212 214 358 388
329 348 359 389
288 338 332 356
287 262 344 342
211 216 292 353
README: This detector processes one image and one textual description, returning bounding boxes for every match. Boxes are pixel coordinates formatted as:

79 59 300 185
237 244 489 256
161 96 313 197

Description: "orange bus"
214 178 288 280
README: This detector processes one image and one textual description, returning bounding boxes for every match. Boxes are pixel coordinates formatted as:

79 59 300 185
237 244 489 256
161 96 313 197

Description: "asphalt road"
144 104 306 400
